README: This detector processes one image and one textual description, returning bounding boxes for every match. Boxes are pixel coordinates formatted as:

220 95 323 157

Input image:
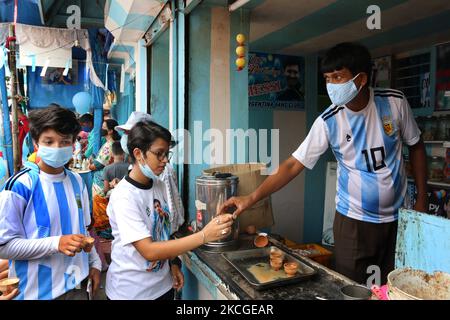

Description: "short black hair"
111 141 124 156
321 42 372 84
284 57 300 69
105 119 121 141
127 120 173 163
29 105 81 142
79 113 93 124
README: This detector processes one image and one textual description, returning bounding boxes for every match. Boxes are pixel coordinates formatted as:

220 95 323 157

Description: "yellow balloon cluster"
235 33 246 71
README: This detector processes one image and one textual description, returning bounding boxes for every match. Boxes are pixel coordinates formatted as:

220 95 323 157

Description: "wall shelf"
423 141 450 148
408 178 450 188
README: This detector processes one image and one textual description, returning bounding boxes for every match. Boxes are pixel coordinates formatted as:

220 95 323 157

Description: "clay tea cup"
245 225 257 235
269 246 285 260
0 277 20 294
270 258 283 271
82 236 95 253
254 233 269 248
284 262 299 277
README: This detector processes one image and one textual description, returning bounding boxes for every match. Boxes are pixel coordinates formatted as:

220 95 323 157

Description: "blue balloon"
72 92 92 114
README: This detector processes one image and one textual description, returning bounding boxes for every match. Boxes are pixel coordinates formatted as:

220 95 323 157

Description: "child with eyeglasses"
105 120 234 300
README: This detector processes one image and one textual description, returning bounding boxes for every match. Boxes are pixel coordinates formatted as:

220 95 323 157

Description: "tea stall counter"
179 234 356 300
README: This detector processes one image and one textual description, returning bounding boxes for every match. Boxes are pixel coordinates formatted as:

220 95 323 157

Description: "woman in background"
89 119 120 266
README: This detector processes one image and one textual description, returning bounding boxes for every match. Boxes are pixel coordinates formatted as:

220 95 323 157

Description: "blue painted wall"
302 55 335 243
150 29 170 128
27 61 89 110
112 72 135 125
230 9 250 163
182 3 213 300
396 209 450 273
186 4 212 230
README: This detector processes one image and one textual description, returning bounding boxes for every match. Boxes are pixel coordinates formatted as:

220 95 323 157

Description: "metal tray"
222 246 317 290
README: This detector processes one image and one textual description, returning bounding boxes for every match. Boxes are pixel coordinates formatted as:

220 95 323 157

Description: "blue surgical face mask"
139 160 163 182
37 145 73 168
121 134 129 155
326 73 362 106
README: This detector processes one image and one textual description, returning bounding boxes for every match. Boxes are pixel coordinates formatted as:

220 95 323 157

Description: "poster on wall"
248 52 304 110
420 72 431 108
371 56 391 88
407 182 450 219
436 42 450 111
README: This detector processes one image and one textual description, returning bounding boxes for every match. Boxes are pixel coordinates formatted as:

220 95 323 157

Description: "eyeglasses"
149 149 173 161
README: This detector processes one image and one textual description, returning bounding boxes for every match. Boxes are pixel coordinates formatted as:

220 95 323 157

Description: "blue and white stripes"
0 165 91 299
293 88 420 223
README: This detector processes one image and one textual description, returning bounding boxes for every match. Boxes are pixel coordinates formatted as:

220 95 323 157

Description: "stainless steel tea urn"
195 173 239 251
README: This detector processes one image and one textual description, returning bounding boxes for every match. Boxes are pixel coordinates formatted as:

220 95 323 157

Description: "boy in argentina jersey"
221 43 427 285
0 105 101 300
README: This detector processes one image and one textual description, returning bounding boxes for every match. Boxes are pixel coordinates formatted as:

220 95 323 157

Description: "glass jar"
428 156 445 182
422 116 436 141
445 115 450 141
436 116 447 141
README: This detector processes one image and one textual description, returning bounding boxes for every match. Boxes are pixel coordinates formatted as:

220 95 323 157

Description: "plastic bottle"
0 151 7 189
82 158 87 170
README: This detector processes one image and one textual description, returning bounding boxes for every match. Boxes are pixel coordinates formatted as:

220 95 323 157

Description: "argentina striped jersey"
293 88 421 223
0 163 92 299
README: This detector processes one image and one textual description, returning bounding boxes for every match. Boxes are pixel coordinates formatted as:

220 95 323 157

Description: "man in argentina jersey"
0 105 101 300
221 43 427 285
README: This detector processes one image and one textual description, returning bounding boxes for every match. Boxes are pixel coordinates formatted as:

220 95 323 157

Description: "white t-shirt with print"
105 175 173 300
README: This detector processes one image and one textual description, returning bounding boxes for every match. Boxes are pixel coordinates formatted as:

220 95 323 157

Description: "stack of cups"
269 246 285 271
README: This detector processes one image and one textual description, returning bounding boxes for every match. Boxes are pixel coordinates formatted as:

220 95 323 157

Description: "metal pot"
195 173 239 251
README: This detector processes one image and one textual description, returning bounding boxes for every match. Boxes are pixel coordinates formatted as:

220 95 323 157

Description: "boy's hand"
109 178 119 188
0 288 19 300
88 268 101 298
171 265 184 291
58 234 85 257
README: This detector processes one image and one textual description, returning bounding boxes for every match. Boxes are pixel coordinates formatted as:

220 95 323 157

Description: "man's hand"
58 234 85 257
171 265 184 291
88 268 101 299
219 195 255 219
414 193 428 213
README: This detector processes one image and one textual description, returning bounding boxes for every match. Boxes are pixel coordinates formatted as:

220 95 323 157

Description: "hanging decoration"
63 58 71 76
235 33 246 71
40 58 50 77
72 91 92 114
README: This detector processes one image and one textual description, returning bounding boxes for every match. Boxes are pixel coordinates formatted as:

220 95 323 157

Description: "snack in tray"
284 262 299 276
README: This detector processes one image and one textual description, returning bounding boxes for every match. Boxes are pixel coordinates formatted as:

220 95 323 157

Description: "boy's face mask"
138 151 165 182
37 145 73 168
326 73 362 106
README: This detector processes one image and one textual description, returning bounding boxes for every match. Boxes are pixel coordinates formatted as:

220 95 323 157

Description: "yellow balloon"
236 46 245 57
236 34 246 44
236 57 246 68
